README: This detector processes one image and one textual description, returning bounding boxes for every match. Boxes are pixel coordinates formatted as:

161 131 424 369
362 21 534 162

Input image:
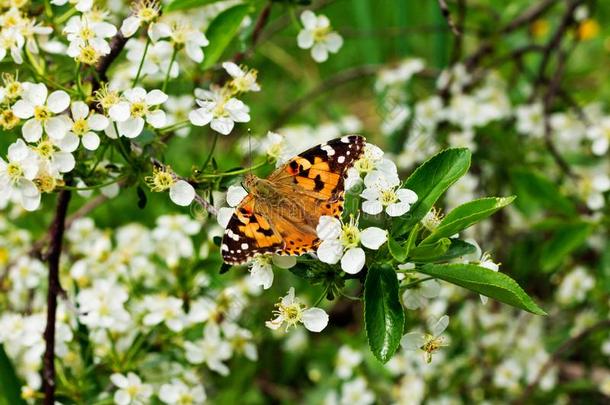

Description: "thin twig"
438 0 461 35
42 189 72 405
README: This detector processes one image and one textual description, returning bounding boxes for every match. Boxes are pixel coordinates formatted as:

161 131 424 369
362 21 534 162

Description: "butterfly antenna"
248 128 252 175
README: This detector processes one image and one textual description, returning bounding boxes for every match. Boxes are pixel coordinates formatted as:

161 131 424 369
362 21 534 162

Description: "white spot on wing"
241 243 249 249
337 155 346 164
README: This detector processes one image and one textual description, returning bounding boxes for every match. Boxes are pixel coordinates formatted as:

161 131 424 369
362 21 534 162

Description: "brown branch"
42 189 72 405
233 3 273 64
514 319 610 404
438 0 462 35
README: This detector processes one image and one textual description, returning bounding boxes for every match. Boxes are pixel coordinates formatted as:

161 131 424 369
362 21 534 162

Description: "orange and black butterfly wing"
268 135 366 217
221 196 284 265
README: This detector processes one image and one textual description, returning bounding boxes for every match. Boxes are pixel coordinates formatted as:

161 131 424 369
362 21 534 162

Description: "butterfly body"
222 135 366 265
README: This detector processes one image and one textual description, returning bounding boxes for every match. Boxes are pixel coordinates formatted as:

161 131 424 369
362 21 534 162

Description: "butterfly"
221 135 366 265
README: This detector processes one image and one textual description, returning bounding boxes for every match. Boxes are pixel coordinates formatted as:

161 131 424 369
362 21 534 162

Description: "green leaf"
388 236 407 262
201 4 251 69
539 222 592 272
393 148 471 236
418 263 546 315
510 169 575 217
165 0 225 12
0 345 26 405
421 196 515 244
408 238 451 262
436 239 477 261
364 265 405 363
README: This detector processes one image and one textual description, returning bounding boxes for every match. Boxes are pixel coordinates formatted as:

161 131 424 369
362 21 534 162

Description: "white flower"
266 287 329 332
223 62 260 93
120 0 161 38
249 255 296 290
316 216 387 274
189 88 250 135
515 103 545 138
141 295 186 332
222 322 258 361
360 171 417 217
586 116 610 155
110 372 153 405
0 28 25 64
217 185 248 228
574 166 610 210
184 323 233 375
32 136 76 175
556 267 595 305
150 22 209 63
109 87 167 138
339 377 375 405
159 379 206 405
297 11 343 62
51 0 93 12
146 165 196 207
0 139 40 211
76 280 131 331
345 143 398 190
401 315 450 363
64 15 116 64
401 276 441 310
62 101 109 150
375 58 425 92
493 359 522 392
12 83 70 142
335 346 363 380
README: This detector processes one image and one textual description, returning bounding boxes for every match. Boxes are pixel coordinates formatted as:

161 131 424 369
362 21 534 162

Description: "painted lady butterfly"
221 135 366 265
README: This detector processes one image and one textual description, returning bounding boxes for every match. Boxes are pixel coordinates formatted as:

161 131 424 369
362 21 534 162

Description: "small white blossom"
61 101 109 150
249 255 296 290
360 170 418 217
402 276 441 310
339 377 375 405
109 87 167 138
12 83 70 142
335 346 363 380
184 323 233 375
51 0 93 12
297 11 343 63
223 62 260 93
150 22 209 63
401 315 450 363
316 216 387 274
266 287 329 332
189 87 250 135
110 372 153 405
159 379 206 405
556 266 595 305
0 139 40 211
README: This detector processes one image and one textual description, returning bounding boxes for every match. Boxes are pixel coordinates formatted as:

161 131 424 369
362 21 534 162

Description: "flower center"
136 0 159 22
379 188 398 206
72 118 89 135
146 167 175 192
212 101 228 118
94 85 119 111
278 303 303 327
6 82 21 99
354 157 374 173
34 105 51 122
312 26 330 42
80 26 94 40
126 385 141 397
0 109 19 130
36 173 57 193
6 162 23 182
78 45 99 65
35 140 54 159
130 101 148 118
340 223 360 248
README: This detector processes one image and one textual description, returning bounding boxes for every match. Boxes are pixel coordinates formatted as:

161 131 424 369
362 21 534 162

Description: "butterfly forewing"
221 135 366 265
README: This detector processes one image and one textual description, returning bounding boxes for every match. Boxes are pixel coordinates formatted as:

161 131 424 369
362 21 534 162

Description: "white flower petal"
226 185 248 206
47 90 70 113
145 89 168 105
82 132 100 150
45 116 67 139
340 247 365 274
317 239 343 264
169 180 195 206
12 100 34 118
272 255 297 269
117 117 144 138
401 332 425 350
146 109 166 128
302 308 329 332
22 119 43 142
188 108 212 126
316 216 341 240
360 227 387 250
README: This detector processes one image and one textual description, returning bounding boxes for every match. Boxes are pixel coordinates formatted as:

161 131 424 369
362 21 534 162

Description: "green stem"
132 36 151 88
158 120 190 134
200 132 218 171
75 63 85 96
162 46 178 93
401 276 434 290
54 7 78 25
59 176 126 191
313 285 330 307
195 160 268 179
